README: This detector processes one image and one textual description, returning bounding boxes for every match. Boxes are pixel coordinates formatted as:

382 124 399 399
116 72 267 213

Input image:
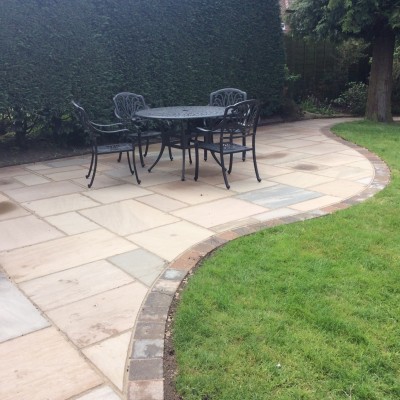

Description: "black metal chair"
197 88 248 161
209 88 247 107
194 99 261 189
71 100 140 188
113 92 172 167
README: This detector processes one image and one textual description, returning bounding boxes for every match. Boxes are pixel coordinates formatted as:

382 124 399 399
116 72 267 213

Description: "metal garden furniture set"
72 88 261 189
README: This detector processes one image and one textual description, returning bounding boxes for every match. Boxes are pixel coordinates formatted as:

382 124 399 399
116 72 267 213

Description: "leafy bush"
333 82 368 115
300 95 334 116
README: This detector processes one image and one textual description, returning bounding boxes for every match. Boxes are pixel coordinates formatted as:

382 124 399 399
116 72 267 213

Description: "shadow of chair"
71 100 140 188
113 92 172 167
194 99 261 189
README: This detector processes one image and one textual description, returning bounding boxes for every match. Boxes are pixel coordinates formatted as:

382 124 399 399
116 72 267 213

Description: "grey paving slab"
236 184 322 208
0 272 50 343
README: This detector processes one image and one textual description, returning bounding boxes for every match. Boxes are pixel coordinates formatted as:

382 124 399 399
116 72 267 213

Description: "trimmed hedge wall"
0 0 285 133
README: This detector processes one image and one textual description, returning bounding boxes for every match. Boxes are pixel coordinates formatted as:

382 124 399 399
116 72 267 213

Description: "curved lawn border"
126 123 391 400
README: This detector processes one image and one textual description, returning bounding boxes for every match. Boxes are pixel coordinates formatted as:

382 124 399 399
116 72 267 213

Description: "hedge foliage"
0 0 285 146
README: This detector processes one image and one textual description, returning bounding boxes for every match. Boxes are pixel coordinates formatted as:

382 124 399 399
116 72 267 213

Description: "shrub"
333 82 368 115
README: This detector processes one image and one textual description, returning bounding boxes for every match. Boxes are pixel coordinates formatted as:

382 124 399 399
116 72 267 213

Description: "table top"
135 105 226 120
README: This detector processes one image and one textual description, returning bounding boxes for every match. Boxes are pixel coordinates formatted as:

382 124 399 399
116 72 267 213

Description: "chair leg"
117 152 122 162
168 145 173 161
242 137 246 161
194 143 200 181
137 136 145 167
126 151 134 174
252 149 261 182
88 153 98 188
143 138 150 157
228 154 233 174
86 151 95 179
220 154 230 189
131 145 141 184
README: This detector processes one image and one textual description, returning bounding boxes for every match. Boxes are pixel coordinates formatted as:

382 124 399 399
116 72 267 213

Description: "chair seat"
97 143 133 154
198 141 250 154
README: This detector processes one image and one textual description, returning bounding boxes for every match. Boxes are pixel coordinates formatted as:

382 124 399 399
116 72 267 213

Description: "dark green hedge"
0 0 284 143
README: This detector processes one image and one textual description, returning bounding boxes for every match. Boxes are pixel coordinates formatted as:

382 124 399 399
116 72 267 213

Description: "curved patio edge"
126 122 391 400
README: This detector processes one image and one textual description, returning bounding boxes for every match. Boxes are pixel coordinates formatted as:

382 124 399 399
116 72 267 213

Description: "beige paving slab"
83 184 152 204
291 142 351 155
269 171 335 188
0 177 24 190
172 198 268 229
72 174 126 189
305 152 364 167
289 195 343 211
256 151 309 165
253 207 300 222
0 215 64 251
310 179 367 198
0 165 30 179
14 173 50 186
122 170 181 187
25 162 54 171
76 386 122 400
45 211 101 235
314 165 373 180
0 327 102 400
20 260 134 311
46 168 89 181
0 193 30 221
151 179 232 205
273 139 319 149
80 200 179 236
83 331 131 391
45 157 90 168
47 282 147 348
4 180 83 202
127 220 214 261
1 229 137 282
137 194 187 212
23 193 100 216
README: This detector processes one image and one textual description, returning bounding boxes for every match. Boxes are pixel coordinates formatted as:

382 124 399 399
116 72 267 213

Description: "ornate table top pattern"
135 105 226 120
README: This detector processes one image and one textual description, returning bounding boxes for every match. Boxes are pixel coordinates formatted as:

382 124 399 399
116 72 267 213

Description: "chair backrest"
71 100 93 136
220 99 260 140
113 92 148 121
209 88 247 107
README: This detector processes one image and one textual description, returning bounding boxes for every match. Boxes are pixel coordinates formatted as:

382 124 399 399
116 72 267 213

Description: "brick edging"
127 123 391 400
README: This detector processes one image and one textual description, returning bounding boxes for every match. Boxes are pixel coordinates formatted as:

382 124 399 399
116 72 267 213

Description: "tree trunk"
365 26 395 123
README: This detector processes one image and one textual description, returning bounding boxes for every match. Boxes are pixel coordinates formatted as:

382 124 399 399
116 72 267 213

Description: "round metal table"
136 106 226 180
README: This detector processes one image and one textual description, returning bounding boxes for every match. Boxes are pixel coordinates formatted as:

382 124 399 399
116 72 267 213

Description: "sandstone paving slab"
19 260 135 311
23 193 100 217
3 180 83 202
0 193 30 221
0 272 50 343
0 327 102 400
136 193 187 212
1 229 137 283
172 197 268 229
151 179 232 205
45 211 101 235
80 200 179 236
83 183 152 204
47 281 148 348
269 170 335 188
76 386 122 400
127 221 214 261
83 331 131 391
14 173 50 186
0 214 64 251
310 179 367 198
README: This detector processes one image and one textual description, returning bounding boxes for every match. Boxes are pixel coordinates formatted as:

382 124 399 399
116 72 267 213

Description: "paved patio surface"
0 119 390 400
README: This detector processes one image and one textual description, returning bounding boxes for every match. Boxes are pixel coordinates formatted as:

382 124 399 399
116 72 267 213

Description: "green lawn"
173 121 400 400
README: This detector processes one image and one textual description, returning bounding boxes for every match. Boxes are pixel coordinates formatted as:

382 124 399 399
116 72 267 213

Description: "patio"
0 118 389 400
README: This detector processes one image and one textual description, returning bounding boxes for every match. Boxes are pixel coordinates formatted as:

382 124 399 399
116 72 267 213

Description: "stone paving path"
0 119 389 400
